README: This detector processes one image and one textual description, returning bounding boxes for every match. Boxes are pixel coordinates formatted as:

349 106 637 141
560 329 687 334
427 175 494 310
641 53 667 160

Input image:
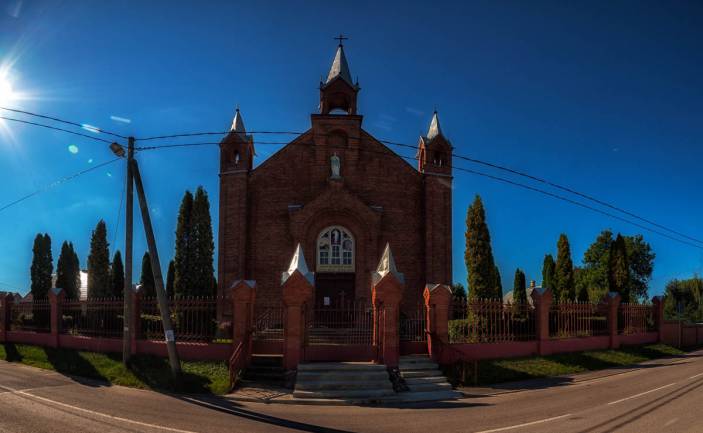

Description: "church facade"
217 43 453 319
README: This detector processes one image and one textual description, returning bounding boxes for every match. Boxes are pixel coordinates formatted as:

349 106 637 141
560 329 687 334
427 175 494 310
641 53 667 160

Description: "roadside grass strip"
0 343 230 395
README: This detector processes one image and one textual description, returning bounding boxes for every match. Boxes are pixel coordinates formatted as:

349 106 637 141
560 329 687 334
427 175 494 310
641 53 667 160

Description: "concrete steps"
398 355 461 401
293 362 394 401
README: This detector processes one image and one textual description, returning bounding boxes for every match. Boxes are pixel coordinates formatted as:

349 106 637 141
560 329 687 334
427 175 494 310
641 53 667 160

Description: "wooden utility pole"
122 137 134 366
131 158 182 379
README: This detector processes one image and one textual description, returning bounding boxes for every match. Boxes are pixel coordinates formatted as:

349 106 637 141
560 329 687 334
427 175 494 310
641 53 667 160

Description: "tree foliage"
554 234 574 302
580 230 655 302
110 250 125 298
174 187 215 297
140 252 156 298
87 220 111 298
56 241 80 299
512 269 527 305
465 195 498 300
30 233 53 299
664 276 703 322
166 260 175 298
493 265 503 299
542 254 555 292
608 234 630 302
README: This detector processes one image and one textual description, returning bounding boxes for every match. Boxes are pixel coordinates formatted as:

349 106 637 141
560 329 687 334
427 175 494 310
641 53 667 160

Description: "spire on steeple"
230 106 246 133
426 110 442 140
326 44 354 86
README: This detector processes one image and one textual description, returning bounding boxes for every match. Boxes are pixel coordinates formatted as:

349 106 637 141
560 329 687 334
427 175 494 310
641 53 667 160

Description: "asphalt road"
1 350 702 433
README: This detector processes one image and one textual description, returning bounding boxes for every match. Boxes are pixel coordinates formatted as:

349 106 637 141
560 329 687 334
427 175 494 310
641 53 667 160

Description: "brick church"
217 41 453 319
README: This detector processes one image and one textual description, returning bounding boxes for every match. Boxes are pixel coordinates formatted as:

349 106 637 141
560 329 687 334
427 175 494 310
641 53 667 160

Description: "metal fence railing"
549 302 609 339
10 300 51 333
400 303 427 342
61 298 123 338
253 302 285 341
305 300 373 345
449 299 536 343
619 303 656 335
141 296 220 343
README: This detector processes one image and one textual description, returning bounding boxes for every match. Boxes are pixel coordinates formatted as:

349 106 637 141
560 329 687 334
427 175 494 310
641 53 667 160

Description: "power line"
135 128 703 246
0 158 122 214
135 131 302 141
0 106 129 140
0 115 115 144
137 139 703 251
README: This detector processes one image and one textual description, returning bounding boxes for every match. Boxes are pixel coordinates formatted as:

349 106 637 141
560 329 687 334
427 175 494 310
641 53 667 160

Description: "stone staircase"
398 355 461 401
242 354 286 386
293 362 395 402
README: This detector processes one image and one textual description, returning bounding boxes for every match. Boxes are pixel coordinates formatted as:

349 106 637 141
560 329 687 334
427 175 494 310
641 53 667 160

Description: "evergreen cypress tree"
513 269 527 305
166 260 175 298
30 233 53 299
70 243 81 298
174 191 194 297
465 195 498 300
609 234 630 302
140 252 156 298
110 250 125 298
87 220 110 298
494 265 503 299
192 186 215 296
56 241 79 299
554 234 575 302
542 254 556 292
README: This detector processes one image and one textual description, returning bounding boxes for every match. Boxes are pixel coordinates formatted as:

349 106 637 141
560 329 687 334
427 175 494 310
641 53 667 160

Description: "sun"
0 77 15 105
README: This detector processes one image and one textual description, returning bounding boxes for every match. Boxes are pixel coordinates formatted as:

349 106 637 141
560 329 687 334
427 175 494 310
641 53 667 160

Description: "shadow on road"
43 346 110 388
1 343 23 362
174 394 358 433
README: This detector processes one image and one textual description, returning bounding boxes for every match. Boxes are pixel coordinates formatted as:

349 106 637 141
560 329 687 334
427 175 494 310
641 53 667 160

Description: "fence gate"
303 299 375 361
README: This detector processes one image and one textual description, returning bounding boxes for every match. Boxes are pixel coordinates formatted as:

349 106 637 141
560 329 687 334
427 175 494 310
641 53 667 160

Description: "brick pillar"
530 287 553 356
131 285 142 355
606 292 622 349
373 275 404 368
0 294 12 342
231 280 257 354
652 296 665 342
49 288 65 348
281 273 313 370
424 284 452 362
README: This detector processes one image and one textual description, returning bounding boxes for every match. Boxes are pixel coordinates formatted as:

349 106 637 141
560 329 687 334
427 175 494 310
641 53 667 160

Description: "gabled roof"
372 243 405 285
281 243 314 285
325 44 354 87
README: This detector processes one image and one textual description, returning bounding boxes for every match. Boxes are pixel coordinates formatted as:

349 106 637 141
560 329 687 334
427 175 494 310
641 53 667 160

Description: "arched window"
317 226 354 272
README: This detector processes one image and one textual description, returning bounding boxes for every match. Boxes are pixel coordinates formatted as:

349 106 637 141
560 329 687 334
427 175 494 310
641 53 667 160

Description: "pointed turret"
281 243 314 285
372 243 405 285
220 106 255 171
417 110 451 174
319 38 360 115
326 44 354 86
230 107 246 133
426 110 442 140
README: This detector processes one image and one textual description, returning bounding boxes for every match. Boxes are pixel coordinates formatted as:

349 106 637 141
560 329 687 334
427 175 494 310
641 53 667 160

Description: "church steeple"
220 106 255 171
319 35 360 115
417 110 451 174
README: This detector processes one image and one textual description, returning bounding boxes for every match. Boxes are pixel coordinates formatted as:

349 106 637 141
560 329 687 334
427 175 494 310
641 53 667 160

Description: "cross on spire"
334 33 348 47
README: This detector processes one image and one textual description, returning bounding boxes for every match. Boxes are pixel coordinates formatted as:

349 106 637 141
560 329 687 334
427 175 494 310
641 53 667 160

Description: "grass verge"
448 344 687 386
0 343 230 395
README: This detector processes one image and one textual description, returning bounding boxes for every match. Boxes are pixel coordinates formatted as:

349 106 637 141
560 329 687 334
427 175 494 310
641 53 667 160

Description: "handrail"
228 328 252 391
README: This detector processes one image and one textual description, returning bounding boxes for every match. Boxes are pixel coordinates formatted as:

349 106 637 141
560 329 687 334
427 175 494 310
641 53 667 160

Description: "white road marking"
0 384 197 433
689 372 703 379
607 383 677 405
472 413 573 433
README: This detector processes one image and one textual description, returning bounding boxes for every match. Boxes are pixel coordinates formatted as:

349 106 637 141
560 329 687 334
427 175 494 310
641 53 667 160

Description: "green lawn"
447 344 687 386
0 343 230 395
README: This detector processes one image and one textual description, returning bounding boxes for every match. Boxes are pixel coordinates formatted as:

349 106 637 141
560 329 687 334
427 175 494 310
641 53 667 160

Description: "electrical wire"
0 115 115 144
0 106 129 140
0 158 122 214
137 139 703 251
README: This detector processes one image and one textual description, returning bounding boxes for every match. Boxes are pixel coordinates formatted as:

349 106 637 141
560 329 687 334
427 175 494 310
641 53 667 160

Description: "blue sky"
0 0 701 297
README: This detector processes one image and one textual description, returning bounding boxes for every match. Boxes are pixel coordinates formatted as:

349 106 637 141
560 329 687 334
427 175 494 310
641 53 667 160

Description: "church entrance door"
315 273 355 307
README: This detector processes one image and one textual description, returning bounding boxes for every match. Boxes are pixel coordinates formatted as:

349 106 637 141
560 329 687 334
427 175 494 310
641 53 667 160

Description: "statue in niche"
330 153 341 179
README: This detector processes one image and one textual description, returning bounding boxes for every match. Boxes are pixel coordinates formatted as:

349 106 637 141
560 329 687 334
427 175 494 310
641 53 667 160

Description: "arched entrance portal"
315 226 355 306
